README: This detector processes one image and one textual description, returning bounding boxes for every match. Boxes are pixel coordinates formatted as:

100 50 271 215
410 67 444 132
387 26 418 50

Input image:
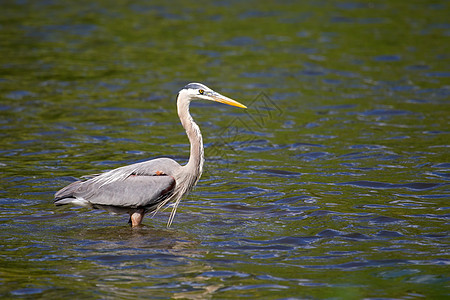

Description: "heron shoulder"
81 157 180 188
132 157 182 176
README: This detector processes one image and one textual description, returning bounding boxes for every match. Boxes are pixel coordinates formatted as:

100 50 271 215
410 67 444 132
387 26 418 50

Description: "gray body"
54 83 246 227
55 158 182 215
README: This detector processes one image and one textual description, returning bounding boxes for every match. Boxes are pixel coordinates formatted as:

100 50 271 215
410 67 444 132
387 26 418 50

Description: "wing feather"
88 175 175 208
54 157 181 209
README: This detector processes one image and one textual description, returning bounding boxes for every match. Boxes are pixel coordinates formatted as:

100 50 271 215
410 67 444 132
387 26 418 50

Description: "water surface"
1 0 449 298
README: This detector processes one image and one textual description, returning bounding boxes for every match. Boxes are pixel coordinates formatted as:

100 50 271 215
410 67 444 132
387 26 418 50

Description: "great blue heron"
54 83 247 227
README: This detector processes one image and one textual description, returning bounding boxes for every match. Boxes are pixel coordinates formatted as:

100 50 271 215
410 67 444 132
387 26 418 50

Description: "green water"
1 0 449 299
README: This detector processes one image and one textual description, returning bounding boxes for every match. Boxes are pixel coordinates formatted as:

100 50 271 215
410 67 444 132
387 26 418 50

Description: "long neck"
177 96 204 179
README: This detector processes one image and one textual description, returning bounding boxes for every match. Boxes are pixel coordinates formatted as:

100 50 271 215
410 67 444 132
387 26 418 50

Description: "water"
1 0 449 298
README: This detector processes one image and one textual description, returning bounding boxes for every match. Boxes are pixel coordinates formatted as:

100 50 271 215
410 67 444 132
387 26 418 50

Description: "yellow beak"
212 94 247 109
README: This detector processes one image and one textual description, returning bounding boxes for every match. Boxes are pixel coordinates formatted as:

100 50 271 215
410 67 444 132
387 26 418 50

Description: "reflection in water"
76 226 200 250
53 225 220 299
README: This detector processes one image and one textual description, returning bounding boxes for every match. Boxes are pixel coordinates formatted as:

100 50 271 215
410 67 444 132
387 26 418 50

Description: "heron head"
179 83 247 109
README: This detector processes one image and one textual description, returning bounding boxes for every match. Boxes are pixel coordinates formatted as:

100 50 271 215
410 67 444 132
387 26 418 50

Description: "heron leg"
130 209 145 228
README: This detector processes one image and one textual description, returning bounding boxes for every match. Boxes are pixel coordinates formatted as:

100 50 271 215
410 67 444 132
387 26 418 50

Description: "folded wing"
54 158 180 209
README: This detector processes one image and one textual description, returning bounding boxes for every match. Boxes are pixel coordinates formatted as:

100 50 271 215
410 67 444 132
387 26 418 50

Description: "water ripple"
337 180 445 190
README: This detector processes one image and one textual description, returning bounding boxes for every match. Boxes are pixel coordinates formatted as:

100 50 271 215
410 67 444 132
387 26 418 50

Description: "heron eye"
199 89 204 95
